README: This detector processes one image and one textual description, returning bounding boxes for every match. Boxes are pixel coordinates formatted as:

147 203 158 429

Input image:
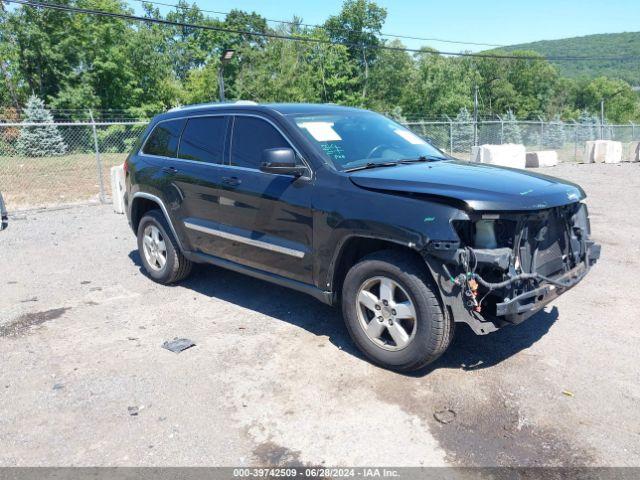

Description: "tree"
576 109 598 141
544 114 566 148
16 95 67 156
366 39 413 111
402 51 475 118
502 109 522 144
324 0 387 101
577 76 640 123
451 107 474 151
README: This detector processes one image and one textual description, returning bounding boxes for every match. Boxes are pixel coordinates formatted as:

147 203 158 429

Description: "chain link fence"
1 118 639 211
0 121 147 211
404 120 640 162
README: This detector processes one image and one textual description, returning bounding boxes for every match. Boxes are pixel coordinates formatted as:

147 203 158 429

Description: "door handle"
222 176 241 187
162 166 178 175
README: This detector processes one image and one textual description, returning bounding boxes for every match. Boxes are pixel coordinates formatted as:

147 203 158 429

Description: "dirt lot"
1 163 639 467
0 153 126 209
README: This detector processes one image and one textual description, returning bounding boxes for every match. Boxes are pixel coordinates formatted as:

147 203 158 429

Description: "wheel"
341 250 453 371
137 209 193 284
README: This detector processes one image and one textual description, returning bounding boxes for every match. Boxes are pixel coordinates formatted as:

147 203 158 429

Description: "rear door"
163 115 231 255
187 115 314 284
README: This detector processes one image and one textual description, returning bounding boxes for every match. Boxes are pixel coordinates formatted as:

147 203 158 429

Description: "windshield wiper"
398 155 447 163
343 161 400 172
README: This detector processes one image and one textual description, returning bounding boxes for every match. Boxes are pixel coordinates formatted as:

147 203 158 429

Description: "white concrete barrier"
583 140 622 164
628 142 640 162
110 165 126 214
525 150 558 168
471 144 526 169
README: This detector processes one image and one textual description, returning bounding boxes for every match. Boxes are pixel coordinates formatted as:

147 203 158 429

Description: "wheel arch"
328 235 433 303
130 192 185 252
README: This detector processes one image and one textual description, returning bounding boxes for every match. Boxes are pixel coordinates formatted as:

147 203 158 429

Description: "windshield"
289 111 447 171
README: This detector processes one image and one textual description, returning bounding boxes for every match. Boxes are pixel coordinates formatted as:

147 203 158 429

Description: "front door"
205 115 314 284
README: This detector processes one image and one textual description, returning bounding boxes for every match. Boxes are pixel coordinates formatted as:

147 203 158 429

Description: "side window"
142 119 185 157
231 117 291 169
178 116 228 164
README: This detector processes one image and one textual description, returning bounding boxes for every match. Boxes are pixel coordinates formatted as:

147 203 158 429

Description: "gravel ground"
1 163 639 467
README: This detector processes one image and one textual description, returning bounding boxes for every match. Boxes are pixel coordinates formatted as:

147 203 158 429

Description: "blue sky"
132 0 640 52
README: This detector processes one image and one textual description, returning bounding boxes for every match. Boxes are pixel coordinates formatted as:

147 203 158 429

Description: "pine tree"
502 109 522 144
576 109 597 142
544 114 566 149
17 95 67 157
451 107 473 152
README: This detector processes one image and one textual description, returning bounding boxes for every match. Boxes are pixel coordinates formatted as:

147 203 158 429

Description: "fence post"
445 114 453 154
89 110 106 203
538 116 544 150
573 121 578 162
497 115 504 144
631 121 636 141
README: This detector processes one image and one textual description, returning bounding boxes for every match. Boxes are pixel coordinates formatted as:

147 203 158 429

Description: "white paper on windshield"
394 128 426 145
300 122 342 142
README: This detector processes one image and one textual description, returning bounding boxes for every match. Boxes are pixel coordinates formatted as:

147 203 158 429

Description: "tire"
341 250 452 372
137 209 193 284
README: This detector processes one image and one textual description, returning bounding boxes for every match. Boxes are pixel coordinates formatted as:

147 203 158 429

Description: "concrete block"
470 144 526 169
628 141 640 162
583 140 622 164
110 165 126 214
526 150 558 168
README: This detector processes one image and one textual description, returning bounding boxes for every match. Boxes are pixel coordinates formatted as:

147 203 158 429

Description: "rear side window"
178 116 228 164
142 119 185 157
231 117 290 169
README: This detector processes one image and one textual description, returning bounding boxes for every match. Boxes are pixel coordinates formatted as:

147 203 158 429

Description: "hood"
348 160 586 211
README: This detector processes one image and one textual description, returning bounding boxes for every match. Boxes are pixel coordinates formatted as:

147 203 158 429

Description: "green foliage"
1 0 640 124
577 77 640 123
544 114 566 148
17 95 68 156
401 52 476 118
498 32 640 87
451 107 473 149
576 109 598 141
97 124 139 153
502 110 522 144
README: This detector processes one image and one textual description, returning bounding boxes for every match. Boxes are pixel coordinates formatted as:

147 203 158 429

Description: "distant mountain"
495 32 640 86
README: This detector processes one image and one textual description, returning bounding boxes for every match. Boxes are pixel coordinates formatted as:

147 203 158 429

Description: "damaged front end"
423 202 601 335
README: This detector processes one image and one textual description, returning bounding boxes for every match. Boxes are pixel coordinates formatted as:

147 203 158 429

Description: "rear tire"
341 250 452 371
137 209 192 284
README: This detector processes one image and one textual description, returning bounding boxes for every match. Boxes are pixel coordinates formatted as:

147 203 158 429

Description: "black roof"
157 102 368 121
264 103 366 115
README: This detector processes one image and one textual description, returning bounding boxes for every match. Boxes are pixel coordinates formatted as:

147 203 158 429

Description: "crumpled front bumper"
497 240 601 323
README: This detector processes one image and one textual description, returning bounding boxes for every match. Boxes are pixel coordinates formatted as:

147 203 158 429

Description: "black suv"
125 103 600 371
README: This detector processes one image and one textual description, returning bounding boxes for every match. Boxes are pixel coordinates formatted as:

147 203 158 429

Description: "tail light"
123 158 129 174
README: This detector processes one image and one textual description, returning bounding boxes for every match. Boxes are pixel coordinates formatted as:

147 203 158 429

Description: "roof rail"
168 100 258 112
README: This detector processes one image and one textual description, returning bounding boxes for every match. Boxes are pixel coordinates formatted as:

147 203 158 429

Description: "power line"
131 0 508 48
6 0 640 62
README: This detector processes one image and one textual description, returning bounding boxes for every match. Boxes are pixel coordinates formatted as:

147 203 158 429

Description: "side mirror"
260 148 306 177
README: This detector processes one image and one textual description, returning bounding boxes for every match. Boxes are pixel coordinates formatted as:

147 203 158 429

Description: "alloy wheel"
142 224 167 271
356 276 417 351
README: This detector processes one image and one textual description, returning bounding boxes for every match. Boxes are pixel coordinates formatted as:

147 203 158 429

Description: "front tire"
137 209 193 284
341 250 452 371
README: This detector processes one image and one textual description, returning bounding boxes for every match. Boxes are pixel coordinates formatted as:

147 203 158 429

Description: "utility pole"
600 99 605 140
473 85 479 146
